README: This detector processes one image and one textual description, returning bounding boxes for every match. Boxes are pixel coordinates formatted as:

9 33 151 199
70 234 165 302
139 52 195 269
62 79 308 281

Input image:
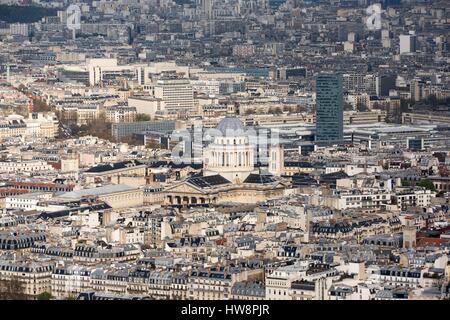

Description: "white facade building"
399 34 417 54
154 79 194 115
203 116 256 183
0 160 54 174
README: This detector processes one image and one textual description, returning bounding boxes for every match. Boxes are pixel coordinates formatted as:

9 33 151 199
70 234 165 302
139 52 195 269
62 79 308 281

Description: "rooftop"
59 184 137 199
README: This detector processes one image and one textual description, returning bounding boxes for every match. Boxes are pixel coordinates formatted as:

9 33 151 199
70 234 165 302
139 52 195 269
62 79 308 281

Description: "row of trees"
401 178 436 192
57 111 152 141
57 111 113 141
135 113 151 122
244 105 306 115
78 114 113 141
0 278 26 300
78 113 150 142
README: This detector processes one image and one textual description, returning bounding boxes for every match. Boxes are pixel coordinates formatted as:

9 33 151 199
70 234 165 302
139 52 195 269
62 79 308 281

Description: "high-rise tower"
315 73 343 144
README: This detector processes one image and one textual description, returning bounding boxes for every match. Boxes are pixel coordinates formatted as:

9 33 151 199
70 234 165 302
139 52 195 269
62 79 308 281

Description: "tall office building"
154 79 194 116
399 33 417 54
376 74 397 97
410 78 423 102
315 73 343 143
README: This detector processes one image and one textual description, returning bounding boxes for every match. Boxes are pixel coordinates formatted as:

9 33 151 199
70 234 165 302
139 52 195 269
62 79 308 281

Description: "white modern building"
399 33 417 54
154 79 194 116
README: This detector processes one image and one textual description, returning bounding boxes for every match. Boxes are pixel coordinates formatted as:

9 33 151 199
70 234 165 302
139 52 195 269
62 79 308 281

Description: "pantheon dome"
203 116 255 183
216 116 245 135
162 116 288 206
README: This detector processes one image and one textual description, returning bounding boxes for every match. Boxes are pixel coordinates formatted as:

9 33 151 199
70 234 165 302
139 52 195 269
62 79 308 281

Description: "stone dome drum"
204 116 254 184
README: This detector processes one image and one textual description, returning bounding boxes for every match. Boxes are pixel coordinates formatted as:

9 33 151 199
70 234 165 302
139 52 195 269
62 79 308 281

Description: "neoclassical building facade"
203 117 255 183
161 116 290 205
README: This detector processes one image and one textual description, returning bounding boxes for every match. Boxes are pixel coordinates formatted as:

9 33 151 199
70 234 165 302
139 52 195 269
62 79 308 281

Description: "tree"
343 102 354 111
83 113 112 141
401 180 411 187
136 113 151 122
33 99 52 112
269 107 282 114
438 166 449 177
0 277 27 300
15 105 29 117
417 179 436 192
17 84 27 93
244 108 255 115
121 135 142 146
146 138 162 149
37 292 52 300
400 98 412 113
282 105 291 113
356 102 369 112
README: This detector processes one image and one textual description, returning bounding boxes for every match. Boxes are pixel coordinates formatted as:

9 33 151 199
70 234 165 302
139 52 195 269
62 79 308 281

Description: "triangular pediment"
164 181 206 194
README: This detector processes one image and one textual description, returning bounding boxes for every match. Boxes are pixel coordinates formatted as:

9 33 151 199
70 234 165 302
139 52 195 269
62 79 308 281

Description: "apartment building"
0 160 54 174
323 188 392 211
230 281 265 300
0 261 54 298
290 278 332 300
375 267 424 288
394 189 435 210
188 266 262 300
105 106 137 123
51 265 93 299
265 263 308 300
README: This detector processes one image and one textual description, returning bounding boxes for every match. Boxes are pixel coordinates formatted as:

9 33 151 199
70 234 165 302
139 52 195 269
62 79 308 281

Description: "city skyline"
0 0 448 304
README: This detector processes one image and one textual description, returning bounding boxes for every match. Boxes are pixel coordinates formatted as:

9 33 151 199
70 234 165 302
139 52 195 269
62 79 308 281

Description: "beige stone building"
51 265 93 299
105 106 137 123
188 267 263 300
161 117 290 205
163 179 287 206
57 184 143 209
0 261 54 298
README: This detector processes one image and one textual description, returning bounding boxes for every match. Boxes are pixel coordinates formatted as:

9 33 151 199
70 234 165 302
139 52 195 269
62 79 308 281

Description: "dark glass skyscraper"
315 73 343 143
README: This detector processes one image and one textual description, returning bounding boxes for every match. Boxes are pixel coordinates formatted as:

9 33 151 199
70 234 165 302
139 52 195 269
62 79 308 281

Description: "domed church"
203 116 255 184
162 116 290 206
